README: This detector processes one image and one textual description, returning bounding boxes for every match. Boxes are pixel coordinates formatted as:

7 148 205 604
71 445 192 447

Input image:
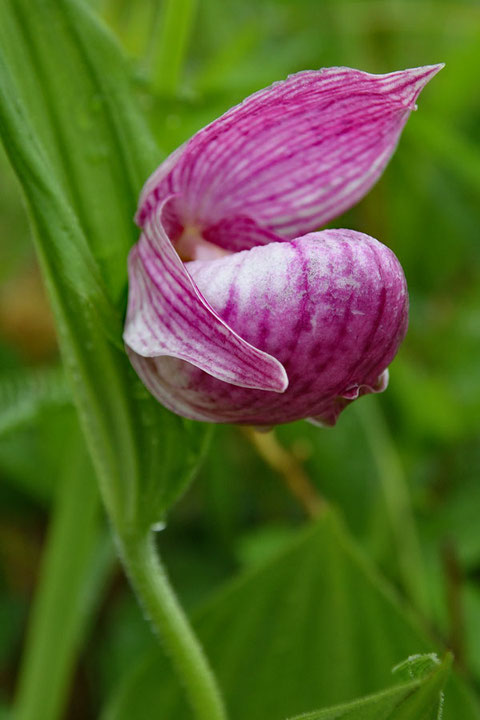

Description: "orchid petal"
137 65 443 245
307 369 389 427
123 199 288 392
127 230 408 425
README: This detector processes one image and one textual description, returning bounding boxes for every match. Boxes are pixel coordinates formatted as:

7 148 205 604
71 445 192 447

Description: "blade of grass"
355 398 430 620
14 430 113 720
151 0 197 95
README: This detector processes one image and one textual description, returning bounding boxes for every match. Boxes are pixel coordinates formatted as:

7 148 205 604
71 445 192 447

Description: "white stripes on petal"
136 65 443 246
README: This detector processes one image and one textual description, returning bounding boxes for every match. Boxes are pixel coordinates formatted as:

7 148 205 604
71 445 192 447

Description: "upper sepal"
137 65 443 246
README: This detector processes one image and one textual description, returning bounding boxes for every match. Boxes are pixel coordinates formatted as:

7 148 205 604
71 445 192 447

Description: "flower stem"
117 528 227 720
242 427 327 519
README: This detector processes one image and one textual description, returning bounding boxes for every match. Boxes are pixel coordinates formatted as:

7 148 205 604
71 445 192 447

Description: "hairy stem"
117 528 227 720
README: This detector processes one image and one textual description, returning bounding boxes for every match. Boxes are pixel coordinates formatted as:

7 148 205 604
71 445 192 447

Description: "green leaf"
287 653 451 719
0 0 159 299
14 427 114 720
103 511 480 720
386 655 450 720
0 0 209 528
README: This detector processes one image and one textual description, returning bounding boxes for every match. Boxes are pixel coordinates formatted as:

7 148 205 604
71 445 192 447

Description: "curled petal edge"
123 198 289 393
307 369 390 428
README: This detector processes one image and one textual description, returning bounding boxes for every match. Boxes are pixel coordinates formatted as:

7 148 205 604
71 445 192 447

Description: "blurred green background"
1 0 480 717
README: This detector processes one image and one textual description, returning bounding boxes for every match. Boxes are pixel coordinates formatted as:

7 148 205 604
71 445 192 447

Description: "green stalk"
14 436 111 720
151 0 197 95
117 528 227 720
356 398 430 619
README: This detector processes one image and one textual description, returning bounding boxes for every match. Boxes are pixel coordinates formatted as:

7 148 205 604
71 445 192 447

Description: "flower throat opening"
176 226 232 263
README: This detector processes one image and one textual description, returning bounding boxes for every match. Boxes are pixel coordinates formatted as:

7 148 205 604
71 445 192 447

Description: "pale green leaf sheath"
0 1 223 720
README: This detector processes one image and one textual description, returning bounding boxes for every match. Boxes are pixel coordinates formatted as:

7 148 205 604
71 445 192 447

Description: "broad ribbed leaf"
0 0 209 527
103 512 480 720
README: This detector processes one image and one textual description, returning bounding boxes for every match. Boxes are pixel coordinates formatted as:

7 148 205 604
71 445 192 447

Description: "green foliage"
14 427 112 720
288 654 451 719
0 0 209 530
103 513 479 720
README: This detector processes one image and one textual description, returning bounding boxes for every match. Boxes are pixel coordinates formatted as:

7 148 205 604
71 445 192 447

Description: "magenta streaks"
124 64 441 425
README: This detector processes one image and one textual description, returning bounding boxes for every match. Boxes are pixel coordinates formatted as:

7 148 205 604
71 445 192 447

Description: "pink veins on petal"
124 64 442 426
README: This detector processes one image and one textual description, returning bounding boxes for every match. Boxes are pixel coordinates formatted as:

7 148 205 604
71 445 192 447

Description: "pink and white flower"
124 65 442 426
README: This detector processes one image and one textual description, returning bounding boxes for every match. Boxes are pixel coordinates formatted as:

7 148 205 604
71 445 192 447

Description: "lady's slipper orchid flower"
124 65 442 426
